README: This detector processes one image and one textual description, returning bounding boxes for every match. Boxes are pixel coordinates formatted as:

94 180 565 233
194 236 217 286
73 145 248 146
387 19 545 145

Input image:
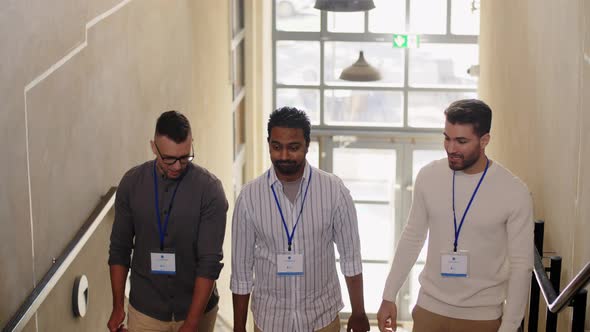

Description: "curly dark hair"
444 99 492 137
267 106 311 145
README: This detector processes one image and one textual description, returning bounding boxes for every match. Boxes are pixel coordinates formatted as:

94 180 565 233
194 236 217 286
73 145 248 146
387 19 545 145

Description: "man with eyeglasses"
108 110 228 332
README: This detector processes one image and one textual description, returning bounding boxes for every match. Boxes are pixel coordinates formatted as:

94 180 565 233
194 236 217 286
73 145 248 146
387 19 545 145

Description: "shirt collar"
267 160 310 187
153 159 191 183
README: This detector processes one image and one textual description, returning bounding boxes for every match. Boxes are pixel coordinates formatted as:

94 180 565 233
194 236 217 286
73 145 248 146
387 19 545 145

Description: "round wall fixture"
72 275 89 317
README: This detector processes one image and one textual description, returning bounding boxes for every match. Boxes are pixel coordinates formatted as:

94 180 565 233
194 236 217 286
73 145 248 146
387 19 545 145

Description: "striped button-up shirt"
231 163 362 331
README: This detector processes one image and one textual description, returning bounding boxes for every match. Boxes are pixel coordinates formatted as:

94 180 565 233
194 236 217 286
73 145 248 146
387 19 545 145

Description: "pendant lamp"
339 51 381 82
314 0 376 12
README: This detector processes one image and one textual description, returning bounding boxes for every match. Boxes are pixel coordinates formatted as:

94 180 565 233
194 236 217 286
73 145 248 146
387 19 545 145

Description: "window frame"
272 0 480 320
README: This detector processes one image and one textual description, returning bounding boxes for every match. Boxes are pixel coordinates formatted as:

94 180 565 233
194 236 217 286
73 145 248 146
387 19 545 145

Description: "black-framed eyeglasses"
154 142 195 165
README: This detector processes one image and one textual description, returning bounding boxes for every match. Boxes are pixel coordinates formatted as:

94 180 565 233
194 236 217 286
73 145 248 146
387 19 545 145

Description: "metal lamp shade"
314 0 376 12
339 51 381 82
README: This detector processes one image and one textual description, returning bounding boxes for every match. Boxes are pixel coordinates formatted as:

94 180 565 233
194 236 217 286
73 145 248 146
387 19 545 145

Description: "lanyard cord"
452 158 489 252
153 163 182 250
269 166 312 251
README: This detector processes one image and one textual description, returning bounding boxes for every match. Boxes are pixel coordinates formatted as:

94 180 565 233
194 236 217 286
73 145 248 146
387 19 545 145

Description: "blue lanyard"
153 163 182 250
452 158 489 252
269 166 312 251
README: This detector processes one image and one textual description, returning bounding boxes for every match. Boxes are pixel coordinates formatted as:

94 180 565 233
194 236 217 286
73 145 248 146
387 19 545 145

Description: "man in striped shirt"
231 107 370 332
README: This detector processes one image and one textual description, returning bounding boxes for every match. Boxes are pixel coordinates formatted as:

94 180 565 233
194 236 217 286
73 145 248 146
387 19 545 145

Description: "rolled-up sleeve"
108 174 135 267
333 180 363 277
230 192 256 294
194 177 228 280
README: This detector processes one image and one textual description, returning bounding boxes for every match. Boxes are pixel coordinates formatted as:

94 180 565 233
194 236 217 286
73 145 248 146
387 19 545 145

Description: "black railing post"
546 256 562 332
570 289 587 332
534 220 545 255
528 220 544 332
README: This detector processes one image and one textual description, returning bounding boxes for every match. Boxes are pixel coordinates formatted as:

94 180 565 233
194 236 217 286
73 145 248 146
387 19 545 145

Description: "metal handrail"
3 187 117 332
533 247 590 313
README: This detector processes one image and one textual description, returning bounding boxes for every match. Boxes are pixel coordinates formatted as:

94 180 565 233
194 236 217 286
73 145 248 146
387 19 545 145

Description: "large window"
273 0 479 322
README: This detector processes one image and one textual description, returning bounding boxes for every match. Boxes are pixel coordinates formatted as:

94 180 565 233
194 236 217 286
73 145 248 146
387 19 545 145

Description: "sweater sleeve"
382 169 429 302
498 188 534 332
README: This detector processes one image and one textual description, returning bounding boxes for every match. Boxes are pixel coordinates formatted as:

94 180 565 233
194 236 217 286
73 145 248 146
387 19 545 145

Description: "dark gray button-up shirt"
109 160 228 321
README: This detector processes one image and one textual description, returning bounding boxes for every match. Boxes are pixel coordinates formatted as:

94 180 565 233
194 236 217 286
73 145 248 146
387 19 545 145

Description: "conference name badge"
150 250 176 275
277 253 304 276
440 250 469 278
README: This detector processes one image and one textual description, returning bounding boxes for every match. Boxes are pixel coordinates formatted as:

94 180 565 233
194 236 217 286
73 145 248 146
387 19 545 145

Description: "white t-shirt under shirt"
382 158 533 332
282 177 303 204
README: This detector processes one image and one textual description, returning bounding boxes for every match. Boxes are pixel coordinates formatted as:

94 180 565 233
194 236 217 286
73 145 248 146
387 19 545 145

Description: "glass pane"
324 90 404 126
333 148 396 201
409 0 447 34
231 0 244 37
408 91 477 128
233 98 246 159
324 42 405 87
276 88 320 125
412 149 447 181
306 141 320 168
356 204 394 260
275 0 320 32
369 0 406 33
409 44 478 88
451 0 480 35
276 41 320 85
232 41 245 99
339 262 390 313
327 12 364 33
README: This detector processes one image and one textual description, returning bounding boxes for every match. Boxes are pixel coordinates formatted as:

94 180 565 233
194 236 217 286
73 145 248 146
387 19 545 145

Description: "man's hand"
178 320 198 332
232 293 250 332
108 265 129 331
377 300 397 332
347 311 370 332
107 307 126 332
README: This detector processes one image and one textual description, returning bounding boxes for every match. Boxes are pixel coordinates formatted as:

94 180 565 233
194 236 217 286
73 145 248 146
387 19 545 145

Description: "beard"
447 152 480 171
156 161 186 180
273 159 303 175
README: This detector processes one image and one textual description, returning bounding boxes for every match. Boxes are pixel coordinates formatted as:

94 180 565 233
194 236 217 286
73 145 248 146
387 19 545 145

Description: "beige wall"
188 0 234 325
0 0 233 329
34 210 116 332
245 0 273 180
479 1 589 330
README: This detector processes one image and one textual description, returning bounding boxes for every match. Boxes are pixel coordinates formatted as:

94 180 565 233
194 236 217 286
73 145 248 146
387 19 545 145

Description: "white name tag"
440 251 469 277
277 253 304 276
151 251 176 275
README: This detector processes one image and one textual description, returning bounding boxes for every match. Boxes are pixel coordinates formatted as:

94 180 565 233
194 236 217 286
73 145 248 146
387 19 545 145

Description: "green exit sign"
393 34 420 48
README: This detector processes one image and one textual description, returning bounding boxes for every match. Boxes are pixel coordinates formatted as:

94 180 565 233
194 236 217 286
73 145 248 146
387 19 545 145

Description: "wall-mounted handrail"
3 187 117 332
533 247 590 314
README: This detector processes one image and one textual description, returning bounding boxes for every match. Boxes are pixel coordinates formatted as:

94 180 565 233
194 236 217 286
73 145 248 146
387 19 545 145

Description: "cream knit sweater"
382 159 533 332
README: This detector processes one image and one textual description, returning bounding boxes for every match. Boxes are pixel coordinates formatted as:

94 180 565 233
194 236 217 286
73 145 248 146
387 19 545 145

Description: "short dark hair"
267 107 311 145
444 99 492 137
155 110 191 143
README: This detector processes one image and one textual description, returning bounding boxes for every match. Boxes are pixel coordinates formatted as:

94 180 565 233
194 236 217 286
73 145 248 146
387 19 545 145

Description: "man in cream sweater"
377 99 533 332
